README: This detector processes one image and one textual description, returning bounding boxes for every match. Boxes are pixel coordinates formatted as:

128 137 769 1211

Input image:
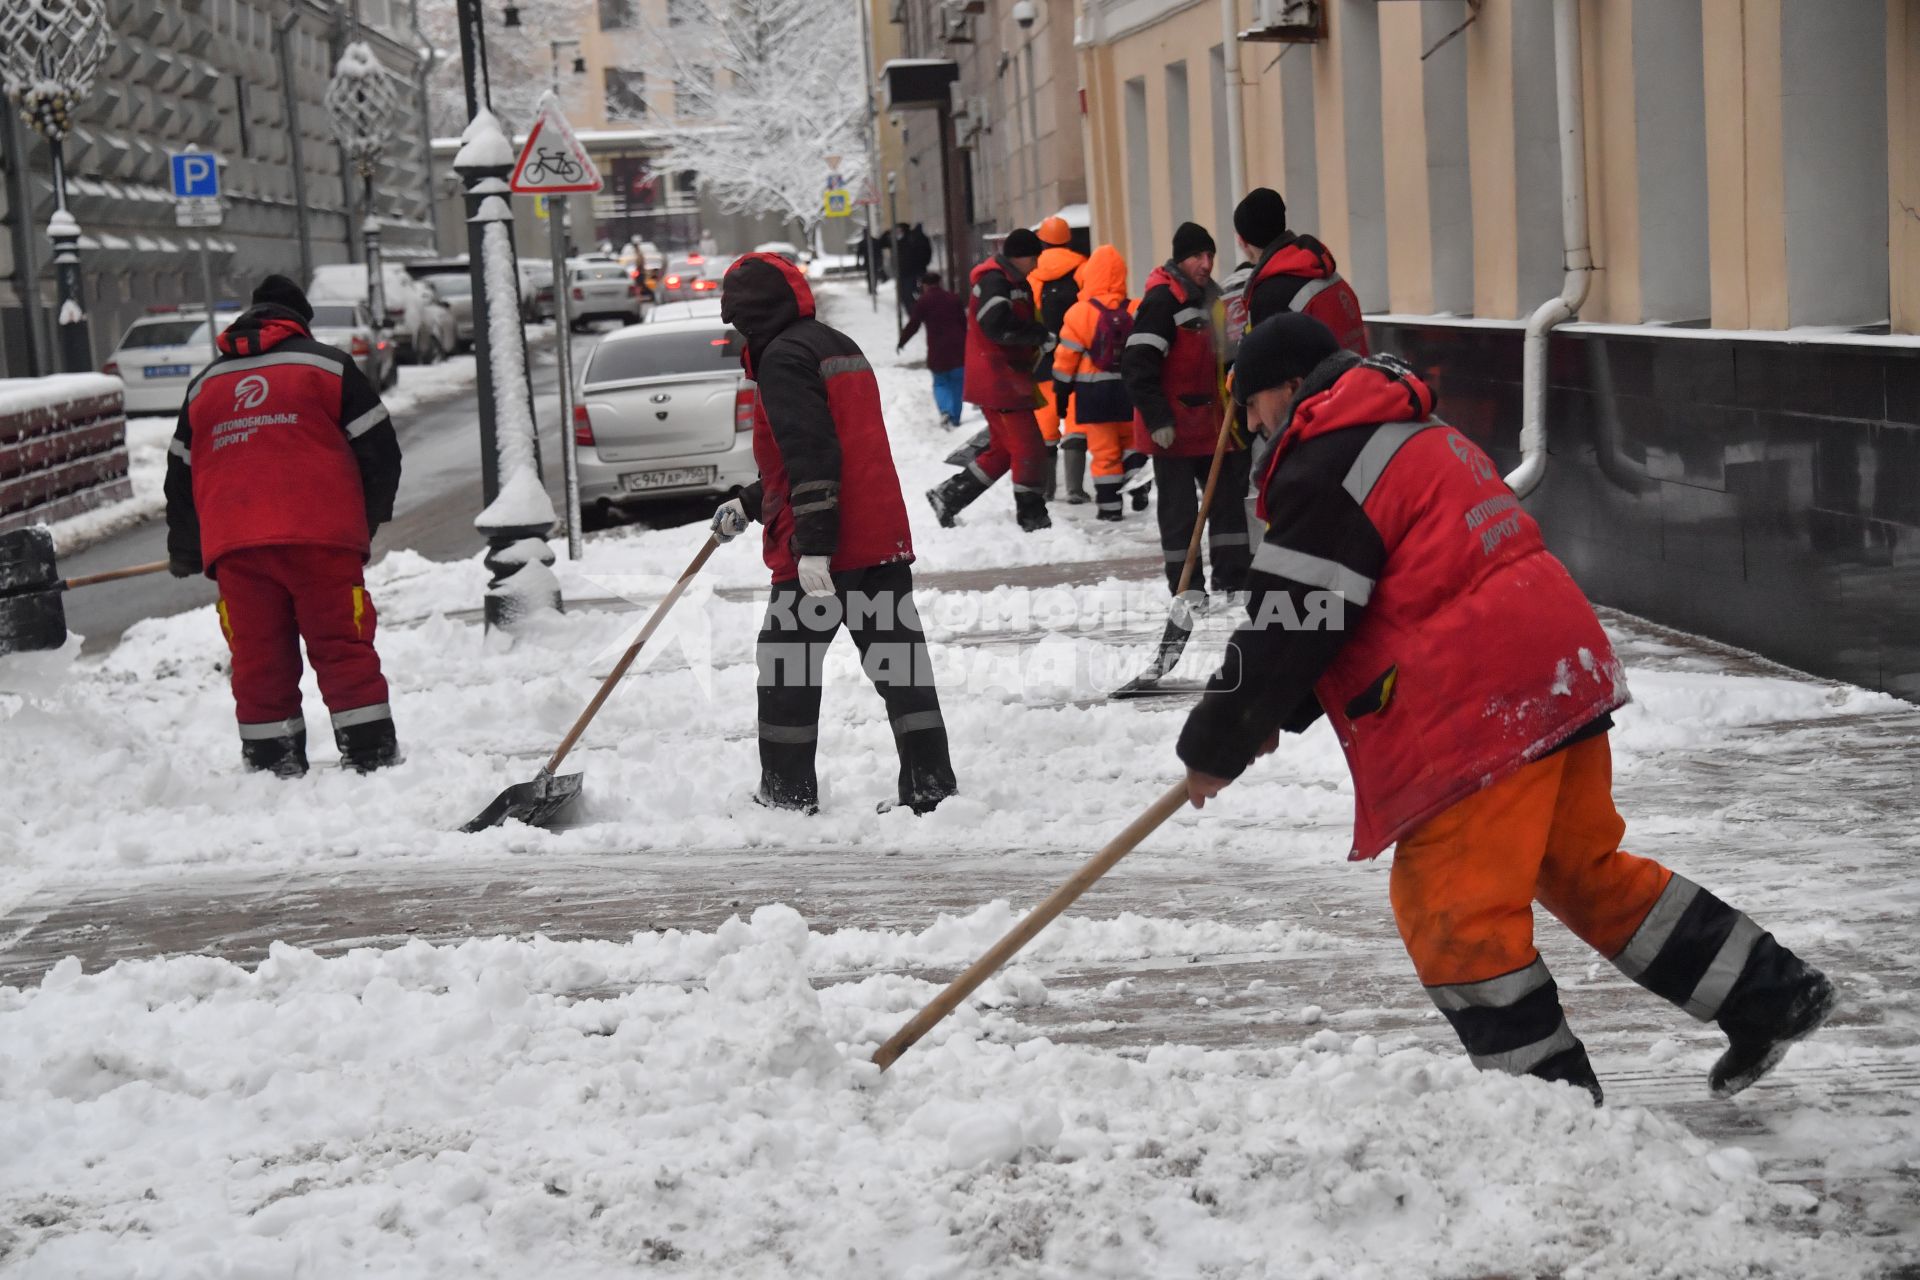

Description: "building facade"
1 0 438 378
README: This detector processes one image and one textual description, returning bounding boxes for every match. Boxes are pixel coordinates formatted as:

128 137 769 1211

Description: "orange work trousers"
1389 734 1671 988
1079 421 1130 478
1035 380 1069 444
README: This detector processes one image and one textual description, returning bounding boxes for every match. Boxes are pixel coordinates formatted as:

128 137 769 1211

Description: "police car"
100 304 241 415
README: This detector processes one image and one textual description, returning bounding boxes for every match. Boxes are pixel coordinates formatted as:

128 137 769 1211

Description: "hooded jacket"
164 303 400 572
1247 233 1370 355
1120 261 1226 457
721 252 912 580
1176 353 1626 860
1050 245 1134 425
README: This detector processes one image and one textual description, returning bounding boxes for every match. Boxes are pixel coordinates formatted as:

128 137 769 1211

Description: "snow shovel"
461 534 720 833
872 780 1189 1071
1110 405 1238 698
0 527 169 657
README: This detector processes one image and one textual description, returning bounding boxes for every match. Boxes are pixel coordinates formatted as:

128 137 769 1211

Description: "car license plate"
620 465 715 493
143 363 192 378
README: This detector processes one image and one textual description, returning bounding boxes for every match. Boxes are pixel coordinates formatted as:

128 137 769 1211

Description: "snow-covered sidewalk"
0 285 1913 1278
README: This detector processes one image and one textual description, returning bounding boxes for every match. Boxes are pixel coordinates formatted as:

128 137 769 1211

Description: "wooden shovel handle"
871 780 1191 1072
62 560 171 590
543 535 720 775
1172 406 1238 598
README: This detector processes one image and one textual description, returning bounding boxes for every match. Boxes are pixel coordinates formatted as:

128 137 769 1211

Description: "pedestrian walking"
925 227 1056 533
1121 221 1251 600
1028 216 1088 502
163 274 403 778
1179 313 1835 1105
897 272 968 429
1051 245 1141 521
714 252 958 815
1232 187 1369 353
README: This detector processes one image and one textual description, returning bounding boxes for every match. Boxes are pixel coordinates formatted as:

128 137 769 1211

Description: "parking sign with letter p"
170 151 221 199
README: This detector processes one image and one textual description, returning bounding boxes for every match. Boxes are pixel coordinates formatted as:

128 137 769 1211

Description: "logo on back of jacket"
210 373 298 451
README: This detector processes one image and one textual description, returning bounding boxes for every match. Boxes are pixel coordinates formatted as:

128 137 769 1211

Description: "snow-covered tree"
624 0 869 232
416 0 598 136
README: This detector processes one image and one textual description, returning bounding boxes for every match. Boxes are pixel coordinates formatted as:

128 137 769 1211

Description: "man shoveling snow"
1177 313 1835 1103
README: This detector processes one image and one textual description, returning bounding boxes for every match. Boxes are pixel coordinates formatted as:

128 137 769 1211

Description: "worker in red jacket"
163 275 402 779
714 252 957 815
1179 313 1835 1105
1232 187 1369 354
926 227 1054 533
1121 221 1249 599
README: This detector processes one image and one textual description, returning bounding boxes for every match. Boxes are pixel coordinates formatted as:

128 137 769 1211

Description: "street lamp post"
453 0 559 627
325 43 405 345
1 0 111 373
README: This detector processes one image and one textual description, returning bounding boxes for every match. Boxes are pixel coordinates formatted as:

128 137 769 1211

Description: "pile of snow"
0 907 1870 1278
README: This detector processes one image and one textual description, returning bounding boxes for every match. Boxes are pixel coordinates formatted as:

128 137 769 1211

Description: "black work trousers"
756 560 957 813
1151 449 1253 595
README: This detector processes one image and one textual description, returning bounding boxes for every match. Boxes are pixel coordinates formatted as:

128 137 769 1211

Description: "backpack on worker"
1086 299 1133 372
1039 273 1081 336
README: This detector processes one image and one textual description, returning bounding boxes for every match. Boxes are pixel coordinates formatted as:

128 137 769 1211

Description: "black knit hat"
1002 228 1044 258
1233 313 1341 406
1171 221 1216 261
1233 187 1288 249
251 273 313 322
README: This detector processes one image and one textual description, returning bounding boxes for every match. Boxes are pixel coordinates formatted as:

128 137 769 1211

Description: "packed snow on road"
0 286 1913 1277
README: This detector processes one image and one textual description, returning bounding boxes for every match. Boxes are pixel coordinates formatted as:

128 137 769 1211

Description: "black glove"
168 557 201 579
1053 379 1072 420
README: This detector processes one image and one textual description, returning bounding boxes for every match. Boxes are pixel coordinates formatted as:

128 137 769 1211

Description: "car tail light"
734 386 755 433
573 403 595 446
692 279 715 292
350 335 372 356
571 287 584 301
628 284 640 297
101 360 119 376
664 274 681 289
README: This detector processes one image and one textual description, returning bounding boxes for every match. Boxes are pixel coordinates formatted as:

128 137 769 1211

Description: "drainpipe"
411 0 441 248
1508 0 1592 500
1220 0 1244 202
275 6 315 287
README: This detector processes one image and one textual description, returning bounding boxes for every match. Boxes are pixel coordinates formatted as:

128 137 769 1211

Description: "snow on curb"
0 907 1870 1278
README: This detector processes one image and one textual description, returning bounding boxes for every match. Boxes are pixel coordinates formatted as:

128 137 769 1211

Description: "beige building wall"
1017 0 1917 333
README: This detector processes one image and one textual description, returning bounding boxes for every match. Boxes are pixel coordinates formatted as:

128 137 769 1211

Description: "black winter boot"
1709 943 1836 1099
241 727 309 779
926 469 990 528
334 711 401 773
1532 1042 1604 1107
1014 489 1053 532
1041 444 1060 501
1093 478 1123 521
1061 438 1090 504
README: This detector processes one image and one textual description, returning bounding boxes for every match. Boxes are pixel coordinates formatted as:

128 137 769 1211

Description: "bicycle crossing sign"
510 92 603 195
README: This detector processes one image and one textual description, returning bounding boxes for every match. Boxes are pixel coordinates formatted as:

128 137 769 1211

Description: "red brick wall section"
0 386 131 533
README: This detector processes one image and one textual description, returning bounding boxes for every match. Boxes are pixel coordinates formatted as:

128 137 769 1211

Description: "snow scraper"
0 527 168 657
461 534 719 833
1110 407 1238 699
872 780 1189 1070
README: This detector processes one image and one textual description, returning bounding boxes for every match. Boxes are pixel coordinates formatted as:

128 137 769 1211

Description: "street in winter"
2 1 1917 1277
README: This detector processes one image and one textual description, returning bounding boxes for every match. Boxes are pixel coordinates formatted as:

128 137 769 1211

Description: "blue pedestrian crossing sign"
823 189 852 218
170 151 221 199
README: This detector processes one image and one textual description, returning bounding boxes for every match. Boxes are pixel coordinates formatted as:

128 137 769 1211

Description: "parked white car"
573 318 758 529
100 307 235 414
644 298 725 324
307 300 397 390
309 263 455 365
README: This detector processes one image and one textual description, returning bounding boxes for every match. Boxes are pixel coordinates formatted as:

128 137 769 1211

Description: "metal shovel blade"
1110 594 1204 698
0 585 69 657
460 769 584 833
0 527 59 596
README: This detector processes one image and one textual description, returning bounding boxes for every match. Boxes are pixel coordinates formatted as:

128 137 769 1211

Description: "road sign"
824 189 852 218
169 151 220 199
509 92 603 195
174 199 223 228
825 173 846 191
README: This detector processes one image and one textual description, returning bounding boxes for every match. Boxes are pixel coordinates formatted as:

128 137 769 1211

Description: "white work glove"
710 497 750 543
1150 426 1177 449
797 555 836 598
